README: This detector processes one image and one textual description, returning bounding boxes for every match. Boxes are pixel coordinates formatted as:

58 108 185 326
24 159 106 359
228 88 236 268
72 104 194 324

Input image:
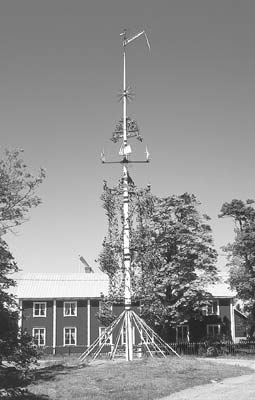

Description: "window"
121 324 135 345
33 302 47 317
207 300 219 316
207 324 220 337
176 325 189 342
64 301 77 317
33 328 46 346
99 326 112 345
202 300 219 316
64 327 77 346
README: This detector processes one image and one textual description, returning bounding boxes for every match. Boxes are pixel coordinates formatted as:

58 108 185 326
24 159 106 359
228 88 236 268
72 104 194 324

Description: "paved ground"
159 358 255 400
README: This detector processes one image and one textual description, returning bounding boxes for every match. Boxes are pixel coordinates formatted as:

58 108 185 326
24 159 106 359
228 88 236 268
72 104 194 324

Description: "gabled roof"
13 273 235 301
234 308 248 319
15 273 109 300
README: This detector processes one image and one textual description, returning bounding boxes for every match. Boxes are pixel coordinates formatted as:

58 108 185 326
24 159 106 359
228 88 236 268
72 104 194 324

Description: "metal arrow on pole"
121 29 151 50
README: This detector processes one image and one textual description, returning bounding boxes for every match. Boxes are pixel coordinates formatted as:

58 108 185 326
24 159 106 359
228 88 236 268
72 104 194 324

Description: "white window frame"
63 327 77 346
121 325 135 345
176 325 190 342
206 299 219 316
207 324 221 337
32 327 46 347
33 302 47 317
99 326 112 345
63 301 77 317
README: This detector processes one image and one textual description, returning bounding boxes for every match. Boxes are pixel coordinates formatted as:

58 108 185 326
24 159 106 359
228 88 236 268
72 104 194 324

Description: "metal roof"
12 273 235 300
15 273 109 299
207 283 236 298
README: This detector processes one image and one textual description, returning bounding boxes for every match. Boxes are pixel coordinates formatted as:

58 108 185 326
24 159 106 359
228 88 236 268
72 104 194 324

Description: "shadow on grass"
31 363 84 383
0 388 50 399
1 364 87 399
20 393 50 400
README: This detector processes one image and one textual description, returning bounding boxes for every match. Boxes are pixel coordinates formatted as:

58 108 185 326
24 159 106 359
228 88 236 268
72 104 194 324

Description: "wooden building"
15 273 247 353
171 284 247 343
17 273 109 354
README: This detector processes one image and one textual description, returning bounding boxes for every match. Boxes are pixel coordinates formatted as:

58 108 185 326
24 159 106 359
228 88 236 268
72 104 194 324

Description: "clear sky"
1 0 255 273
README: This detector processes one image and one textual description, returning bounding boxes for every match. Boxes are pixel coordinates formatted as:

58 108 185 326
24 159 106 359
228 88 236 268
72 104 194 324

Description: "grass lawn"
26 356 253 400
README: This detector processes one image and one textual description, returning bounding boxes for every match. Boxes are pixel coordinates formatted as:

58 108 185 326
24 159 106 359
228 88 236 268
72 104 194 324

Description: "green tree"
0 149 45 369
0 149 45 235
219 199 255 336
0 238 38 368
98 182 218 331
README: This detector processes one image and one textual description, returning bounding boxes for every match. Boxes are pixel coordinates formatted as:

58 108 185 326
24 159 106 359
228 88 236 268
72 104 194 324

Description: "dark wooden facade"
21 299 106 353
166 297 247 343
20 296 248 354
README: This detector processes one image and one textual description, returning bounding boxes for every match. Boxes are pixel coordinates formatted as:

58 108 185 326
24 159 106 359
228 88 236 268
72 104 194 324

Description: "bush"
198 335 232 357
0 330 40 369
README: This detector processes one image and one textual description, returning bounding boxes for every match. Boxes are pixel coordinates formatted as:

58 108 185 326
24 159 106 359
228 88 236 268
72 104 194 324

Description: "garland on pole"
97 180 154 303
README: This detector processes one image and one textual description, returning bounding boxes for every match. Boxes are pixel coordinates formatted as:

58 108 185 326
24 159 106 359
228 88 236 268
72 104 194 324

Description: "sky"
1 0 255 274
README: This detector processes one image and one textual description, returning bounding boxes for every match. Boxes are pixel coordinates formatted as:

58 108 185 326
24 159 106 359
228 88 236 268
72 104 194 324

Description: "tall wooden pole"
122 32 133 361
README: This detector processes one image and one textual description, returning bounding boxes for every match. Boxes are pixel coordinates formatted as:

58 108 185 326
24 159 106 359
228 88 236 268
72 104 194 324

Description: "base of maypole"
79 309 180 362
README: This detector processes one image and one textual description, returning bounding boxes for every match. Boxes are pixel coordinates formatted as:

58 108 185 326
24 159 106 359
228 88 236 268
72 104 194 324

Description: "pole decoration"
111 117 142 143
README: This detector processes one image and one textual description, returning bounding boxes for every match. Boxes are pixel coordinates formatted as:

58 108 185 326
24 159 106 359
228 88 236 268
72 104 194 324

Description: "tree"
0 149 45 235
0 238 38 368
219 199 255 336
0 149 45 369
98 182 218 332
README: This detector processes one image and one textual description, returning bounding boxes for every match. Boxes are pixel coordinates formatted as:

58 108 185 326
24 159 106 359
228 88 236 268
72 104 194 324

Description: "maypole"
79 30 180 362
121 29 150 361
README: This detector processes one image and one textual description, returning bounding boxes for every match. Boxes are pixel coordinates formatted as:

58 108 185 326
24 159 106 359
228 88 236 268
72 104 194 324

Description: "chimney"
79 255 94 273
